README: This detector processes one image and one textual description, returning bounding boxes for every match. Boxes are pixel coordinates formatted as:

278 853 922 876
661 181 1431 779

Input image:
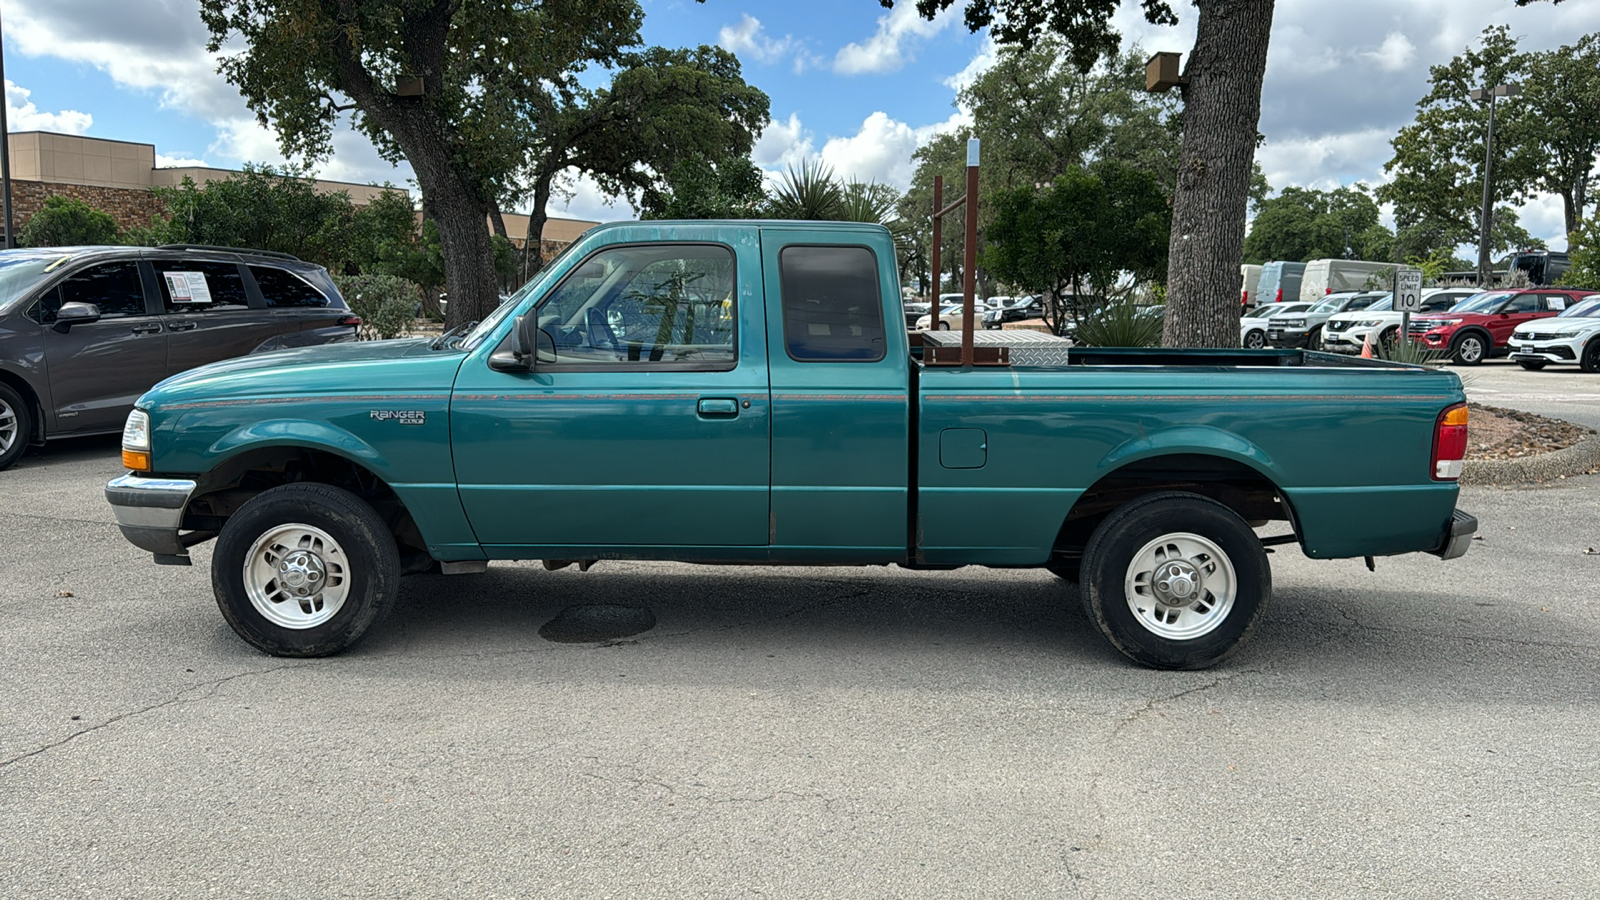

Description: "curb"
1461 433 1600 485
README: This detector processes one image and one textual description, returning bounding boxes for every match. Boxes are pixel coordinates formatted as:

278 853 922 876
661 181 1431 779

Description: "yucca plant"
1072 298 1164 347
767 160 845 220
1374 334 1447 366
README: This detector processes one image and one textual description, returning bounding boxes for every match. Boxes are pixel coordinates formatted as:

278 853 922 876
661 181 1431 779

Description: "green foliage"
1558 213 1600 289
639 156 765 220
903 0 1178 73
1073 299 1165 348
1520 34 1600 236
1379 25 1541 259
18 196 122 247
1405 248 1460 283
982 162 1170 336
767 160 846 220
1243 184 1394 264
135 165 418 274
841 180 899 225
333 274 422 340
1374 334 1449 367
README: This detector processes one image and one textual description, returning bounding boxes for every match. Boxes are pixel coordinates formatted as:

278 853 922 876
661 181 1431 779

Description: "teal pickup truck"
105 221 1476 669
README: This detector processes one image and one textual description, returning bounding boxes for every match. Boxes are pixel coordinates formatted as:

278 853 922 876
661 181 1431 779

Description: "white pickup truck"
1267 292 1388 350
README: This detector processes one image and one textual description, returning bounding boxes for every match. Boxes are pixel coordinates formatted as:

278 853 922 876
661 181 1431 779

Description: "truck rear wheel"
212 483 400 657
1079 491 1270 670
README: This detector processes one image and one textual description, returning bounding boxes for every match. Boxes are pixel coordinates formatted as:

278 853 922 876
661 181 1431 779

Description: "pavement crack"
0 663 306 771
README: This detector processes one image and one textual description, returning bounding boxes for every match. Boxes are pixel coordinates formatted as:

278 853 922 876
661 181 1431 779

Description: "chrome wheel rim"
243 523 350 629
1459 337 1484 362
1245 330 1264 349
1124 532 1237 641
0 397 16 455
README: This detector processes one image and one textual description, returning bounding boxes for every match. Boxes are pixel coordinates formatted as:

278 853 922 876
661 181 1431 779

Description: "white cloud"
1256 128 1395 192
833 2 955 75
542 170 629 223
718 14 797 65
752 113 815 171
1514 194 1570 252
942 37 997 94
820 112 922 187
1363 32 1416 73
4 80 92 134
155 153 208 168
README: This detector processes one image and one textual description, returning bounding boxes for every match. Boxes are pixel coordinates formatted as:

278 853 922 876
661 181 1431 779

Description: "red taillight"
1431 403 1469 481
338 315 363 327
1325 287 1332 294
1242 289 1249 306
1275 288 1283 302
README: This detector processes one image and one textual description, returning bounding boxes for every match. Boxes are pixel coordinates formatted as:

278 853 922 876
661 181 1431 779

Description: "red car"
1408 288 1599 365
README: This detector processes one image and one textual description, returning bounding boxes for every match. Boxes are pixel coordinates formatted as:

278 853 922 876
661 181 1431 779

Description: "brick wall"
9 180 167 235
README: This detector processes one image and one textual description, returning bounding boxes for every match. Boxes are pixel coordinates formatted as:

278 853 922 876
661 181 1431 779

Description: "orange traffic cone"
1360 333 1374 359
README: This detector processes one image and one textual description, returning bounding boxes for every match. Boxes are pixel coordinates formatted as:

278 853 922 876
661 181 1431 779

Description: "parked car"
1240 301 1312 349
1267 291 1388 350
1255 261 1306 305
917 300 997 331
983 295 1044 329
1507 296 1600 371
1320 288 1479 355
1408 288 1599 365
0 244 359 471
1298 259 1403 305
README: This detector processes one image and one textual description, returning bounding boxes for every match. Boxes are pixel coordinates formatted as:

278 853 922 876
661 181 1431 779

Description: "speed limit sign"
1394 269 1423 313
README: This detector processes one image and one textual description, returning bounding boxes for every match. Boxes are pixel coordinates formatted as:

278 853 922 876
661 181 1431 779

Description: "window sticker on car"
1549 297 1566 310
163 271 213 304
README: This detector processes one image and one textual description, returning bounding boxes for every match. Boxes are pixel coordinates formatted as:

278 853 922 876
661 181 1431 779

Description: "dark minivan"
0 245 359 470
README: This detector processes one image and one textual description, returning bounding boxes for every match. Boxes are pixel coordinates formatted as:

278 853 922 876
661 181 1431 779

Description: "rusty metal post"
930 175 942 304
961 139 979 366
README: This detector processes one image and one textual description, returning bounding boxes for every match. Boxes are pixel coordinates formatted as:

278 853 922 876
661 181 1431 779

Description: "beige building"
4 131 601 245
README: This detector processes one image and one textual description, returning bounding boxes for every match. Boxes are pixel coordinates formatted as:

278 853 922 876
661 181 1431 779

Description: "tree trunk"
521 173 555 285
431 183 501 328
489 202 509 241
1161 0 1276 349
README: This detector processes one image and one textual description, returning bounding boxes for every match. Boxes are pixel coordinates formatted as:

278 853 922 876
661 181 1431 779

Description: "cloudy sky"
4 0 1598 248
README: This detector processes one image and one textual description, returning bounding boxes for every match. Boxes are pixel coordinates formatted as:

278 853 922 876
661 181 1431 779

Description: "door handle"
697 398 739 418
130 323 163 334
168 321 198 332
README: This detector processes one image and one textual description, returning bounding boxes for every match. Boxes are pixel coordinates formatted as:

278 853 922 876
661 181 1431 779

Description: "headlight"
1278 319 1305 328
1355 319 1382 327
122 409 151 471
1431 319 1462 327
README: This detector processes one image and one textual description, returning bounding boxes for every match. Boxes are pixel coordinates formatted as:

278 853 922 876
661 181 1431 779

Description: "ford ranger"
105 221 1477 669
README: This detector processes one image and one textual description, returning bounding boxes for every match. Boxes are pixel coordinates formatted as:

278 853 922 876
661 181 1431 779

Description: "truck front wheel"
212 483 401 657
1079 492 1271 670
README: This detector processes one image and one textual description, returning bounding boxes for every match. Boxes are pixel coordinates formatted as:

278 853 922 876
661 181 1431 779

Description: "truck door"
759 230 911 563
450 239 772 553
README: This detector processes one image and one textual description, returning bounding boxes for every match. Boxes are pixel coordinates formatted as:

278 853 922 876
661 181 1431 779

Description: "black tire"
212 483 400 657
1517 359 1547 371
0 382 30 472
1079 491 1271 670
1243 329 1266 350
1306 325 1323 351
1378 327 1399 353
938 321 951 331
1582 339 1600 374
1450 332 1488 366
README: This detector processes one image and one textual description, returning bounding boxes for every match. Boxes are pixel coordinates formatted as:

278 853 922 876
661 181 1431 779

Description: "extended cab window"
152 260 251 311
535 244 735 367
779 245 885 361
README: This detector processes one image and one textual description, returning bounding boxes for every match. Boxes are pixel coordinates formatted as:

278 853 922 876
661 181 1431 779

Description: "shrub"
333 274 422 340
1073 299 1164 347
19 196 121 247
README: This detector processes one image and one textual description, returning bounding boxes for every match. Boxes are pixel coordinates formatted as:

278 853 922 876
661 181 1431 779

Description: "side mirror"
52 302 101 333
488 313 557 373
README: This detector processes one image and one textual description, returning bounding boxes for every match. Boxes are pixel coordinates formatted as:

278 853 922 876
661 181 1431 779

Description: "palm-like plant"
767 160 845 220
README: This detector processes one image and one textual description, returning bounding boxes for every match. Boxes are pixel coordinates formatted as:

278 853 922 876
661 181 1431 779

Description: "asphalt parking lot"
2 362 1598 898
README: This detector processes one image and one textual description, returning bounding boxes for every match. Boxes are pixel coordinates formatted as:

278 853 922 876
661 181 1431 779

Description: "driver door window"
536 244 736 368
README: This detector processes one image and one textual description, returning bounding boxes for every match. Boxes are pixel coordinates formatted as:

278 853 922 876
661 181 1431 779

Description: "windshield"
0 251 72 311
459 240 586 352
1449 292 1509 313
1309 295 1355 314
1362 296 1393 311
1558 297 1600 318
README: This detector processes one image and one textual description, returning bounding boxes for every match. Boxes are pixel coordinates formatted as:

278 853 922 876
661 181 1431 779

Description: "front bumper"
1507 338 1580 362
1431 509 1478 561
105 474 200 558
1267 329 1314 349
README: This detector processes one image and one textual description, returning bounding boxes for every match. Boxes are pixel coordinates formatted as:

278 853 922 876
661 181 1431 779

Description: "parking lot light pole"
1470 82 1519 288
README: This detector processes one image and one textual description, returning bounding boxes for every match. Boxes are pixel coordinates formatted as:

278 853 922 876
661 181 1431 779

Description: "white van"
1240 264 1262 307
1299 259 1402 304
